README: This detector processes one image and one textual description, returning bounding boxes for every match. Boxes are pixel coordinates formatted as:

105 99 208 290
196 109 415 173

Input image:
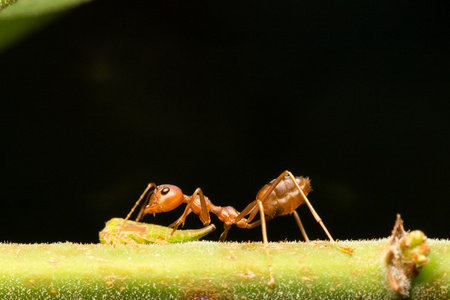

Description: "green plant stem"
0 239 448 299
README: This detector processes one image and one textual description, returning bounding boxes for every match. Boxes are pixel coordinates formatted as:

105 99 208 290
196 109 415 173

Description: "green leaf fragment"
0 0 17 11
99 218 216 245
0 0 91 17
0 0 92 52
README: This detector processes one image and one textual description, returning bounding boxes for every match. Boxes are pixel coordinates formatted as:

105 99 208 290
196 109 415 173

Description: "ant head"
144 184 184 214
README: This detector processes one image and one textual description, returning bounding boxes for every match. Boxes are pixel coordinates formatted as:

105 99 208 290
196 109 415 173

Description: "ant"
114 170 353 286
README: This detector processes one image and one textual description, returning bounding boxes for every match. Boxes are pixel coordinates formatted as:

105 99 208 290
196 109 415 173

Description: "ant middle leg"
169 187 211 236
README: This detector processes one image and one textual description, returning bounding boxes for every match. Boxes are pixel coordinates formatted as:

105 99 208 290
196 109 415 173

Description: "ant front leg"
113 183 157 248
169 187 211 236
135 186 155 222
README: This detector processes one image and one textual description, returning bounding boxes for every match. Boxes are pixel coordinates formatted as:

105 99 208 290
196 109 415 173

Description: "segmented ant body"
115 170 352 285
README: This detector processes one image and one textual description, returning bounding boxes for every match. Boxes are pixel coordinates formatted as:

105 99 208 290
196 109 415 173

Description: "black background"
1 1 449 244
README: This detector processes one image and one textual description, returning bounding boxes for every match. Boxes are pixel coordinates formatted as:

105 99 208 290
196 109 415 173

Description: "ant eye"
161 187 170 195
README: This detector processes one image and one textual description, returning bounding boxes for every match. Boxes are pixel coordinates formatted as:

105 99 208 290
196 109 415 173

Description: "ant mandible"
114 170 352 286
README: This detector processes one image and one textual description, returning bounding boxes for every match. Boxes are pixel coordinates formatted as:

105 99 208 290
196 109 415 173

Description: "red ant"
114 170 352 285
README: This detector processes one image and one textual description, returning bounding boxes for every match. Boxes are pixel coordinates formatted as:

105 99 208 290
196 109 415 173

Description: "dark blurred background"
1 1 449 244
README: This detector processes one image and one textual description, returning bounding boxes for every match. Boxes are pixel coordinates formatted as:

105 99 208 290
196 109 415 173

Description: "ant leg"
292 210 310 242
244 210 309 243
234 171 293 225
257 200 275 286
219 224 231 242
220 213 275 242
239 170 351 253
235 199 260 224
169 207 193 230
235 171 316 243
282 171 336 242
284 170 353 254
135 189 153 221
244 215 275 229
218 199 260 242
233 198 275 285
169 187 211 236
113 183 157 248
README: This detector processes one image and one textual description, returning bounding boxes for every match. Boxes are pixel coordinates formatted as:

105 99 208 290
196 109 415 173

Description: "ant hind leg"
292 210 310 242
